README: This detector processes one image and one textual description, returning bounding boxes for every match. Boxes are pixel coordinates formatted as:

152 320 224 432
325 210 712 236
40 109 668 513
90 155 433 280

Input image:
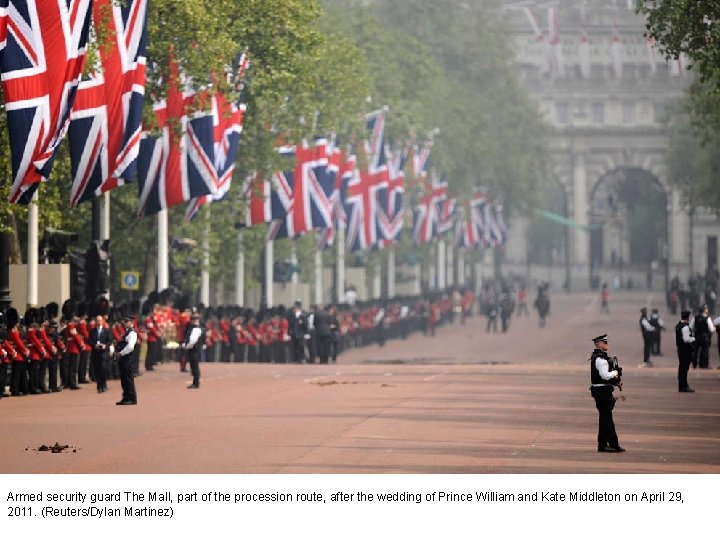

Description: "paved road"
1 291 718 473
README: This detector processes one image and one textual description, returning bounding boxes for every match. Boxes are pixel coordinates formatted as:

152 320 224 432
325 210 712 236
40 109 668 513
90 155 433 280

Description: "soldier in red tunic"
7 307 30 396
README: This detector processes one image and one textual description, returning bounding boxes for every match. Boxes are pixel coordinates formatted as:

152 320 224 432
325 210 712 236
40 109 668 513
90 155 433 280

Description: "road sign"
120 271 140 291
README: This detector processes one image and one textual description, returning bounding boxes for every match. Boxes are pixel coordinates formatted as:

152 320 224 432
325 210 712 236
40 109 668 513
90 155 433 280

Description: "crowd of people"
479 279 551 333
0 289 477 402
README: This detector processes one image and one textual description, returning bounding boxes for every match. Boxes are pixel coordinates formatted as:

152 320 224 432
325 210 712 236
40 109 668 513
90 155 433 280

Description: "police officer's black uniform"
183 316 202 388
589 334 625 452
116 318 137 405
676 311 695 392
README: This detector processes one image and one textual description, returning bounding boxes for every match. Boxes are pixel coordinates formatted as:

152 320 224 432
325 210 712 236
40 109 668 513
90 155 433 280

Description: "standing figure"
675 311 695 392
288 301 308 363
534 284 550 328
649 308 665 355
182 312 203 389
7 308 29 396
516 285 529 316
314 305 332 364
600 283 610 314
692 305 714 369
588 334 625 453
89 314 112 393
639 308 655 366
115 316 138 405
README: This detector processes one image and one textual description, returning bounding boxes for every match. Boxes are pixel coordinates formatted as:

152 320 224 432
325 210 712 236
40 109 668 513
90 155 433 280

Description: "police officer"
589 334 625 453
675 311 695 392
115 316 138 405
639 308 655 366
182 312 203 389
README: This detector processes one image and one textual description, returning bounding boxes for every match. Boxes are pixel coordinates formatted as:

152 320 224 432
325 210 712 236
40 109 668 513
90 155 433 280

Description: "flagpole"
200 205 210 306
101 192 110 300
437 238 446 291
387 247 395 299
412 258 421 296
428 245 436 291
26 192 39 308
336 226 345 303
446 241 454 289
264 238 274 307
314 249 323 305
157 209 169 291
458 247 466 287
372 259 381 299
235 231 244 306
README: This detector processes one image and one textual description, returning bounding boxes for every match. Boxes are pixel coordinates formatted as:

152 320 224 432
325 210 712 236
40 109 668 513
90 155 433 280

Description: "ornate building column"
572 149 589 267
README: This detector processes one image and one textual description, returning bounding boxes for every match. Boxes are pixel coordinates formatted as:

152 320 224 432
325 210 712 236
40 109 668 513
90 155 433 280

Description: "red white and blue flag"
267 138 335 240
411 175 448 245
68 0 148 206
343 109 389 251
136 57 218 217
455 194 486 249
376 142 407 244
1 0 93 203
185 53 249 221
317 141 354 250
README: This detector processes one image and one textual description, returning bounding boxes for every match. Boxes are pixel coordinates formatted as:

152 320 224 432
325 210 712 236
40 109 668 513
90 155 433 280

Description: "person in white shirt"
675 311 696 392
116 316 138 405
182 313 203 389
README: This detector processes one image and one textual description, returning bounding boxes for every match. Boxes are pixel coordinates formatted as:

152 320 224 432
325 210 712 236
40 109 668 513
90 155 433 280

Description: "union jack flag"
455 194 486 249
376 142 407 245
68 0 148 206
411 175 447 245
136 57 218 217
267 138 334 240
0 2 8 52
436 189 456 236
408 136 433 190
482 199 506 247
1 0 93 204
185 53 249 221
343 109 389 251
317 142 354 250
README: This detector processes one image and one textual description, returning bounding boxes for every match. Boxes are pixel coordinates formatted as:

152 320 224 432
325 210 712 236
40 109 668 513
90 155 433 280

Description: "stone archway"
588 166 669 289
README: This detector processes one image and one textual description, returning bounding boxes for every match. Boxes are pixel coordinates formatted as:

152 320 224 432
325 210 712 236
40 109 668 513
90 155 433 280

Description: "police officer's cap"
591 334 609 343
122 315 134 322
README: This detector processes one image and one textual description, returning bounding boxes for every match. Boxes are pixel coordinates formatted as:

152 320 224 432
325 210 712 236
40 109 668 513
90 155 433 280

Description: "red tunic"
27 328 46 361
64 323 86 355
39 328 55 360
8 328 29 360
3 339 18 363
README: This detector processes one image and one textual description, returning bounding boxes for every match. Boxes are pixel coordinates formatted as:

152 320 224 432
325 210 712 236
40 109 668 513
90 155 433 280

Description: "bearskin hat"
46 301 59 320
23 307 37 326
6 307 19 329
37 306 48 323
76 301 87 318
61 299 75 322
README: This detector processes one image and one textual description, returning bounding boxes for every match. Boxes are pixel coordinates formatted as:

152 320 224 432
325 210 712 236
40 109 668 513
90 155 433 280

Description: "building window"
556 102 569 125
653 102 667 124
591 102 605 125
623 102 636 125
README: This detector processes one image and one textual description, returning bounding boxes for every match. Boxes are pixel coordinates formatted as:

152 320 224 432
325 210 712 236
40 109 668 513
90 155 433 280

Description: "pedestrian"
692 305 714 369
89 313 112 393
516 285 529 316
115 316 138 405
182 312 203 389
639 307 655 367
675 311 695 393
314 305 332 364
288 301 307 363
588 334 625 453
534 284 550 328
650 308 665 355
600 283 610 314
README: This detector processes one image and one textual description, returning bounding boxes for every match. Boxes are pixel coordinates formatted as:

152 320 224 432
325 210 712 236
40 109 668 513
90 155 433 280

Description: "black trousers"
47 356 60 391
187 348 200 387
91 351 107 391
652 332 662 354
65 352 80 389
28 361 41 393
317 336 331 364
118 354 137 403
695 337 710 368
146 341 160 371
677 349 692 390
11 361 26 395
0 363 7 396
291 337 305 363
642 336 653 363
591 386 620 449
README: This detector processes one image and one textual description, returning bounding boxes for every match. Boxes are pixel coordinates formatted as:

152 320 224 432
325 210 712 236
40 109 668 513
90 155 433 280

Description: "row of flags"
0 2 506 255
242 108 507 253
0 0 245 220
521 6 687 79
